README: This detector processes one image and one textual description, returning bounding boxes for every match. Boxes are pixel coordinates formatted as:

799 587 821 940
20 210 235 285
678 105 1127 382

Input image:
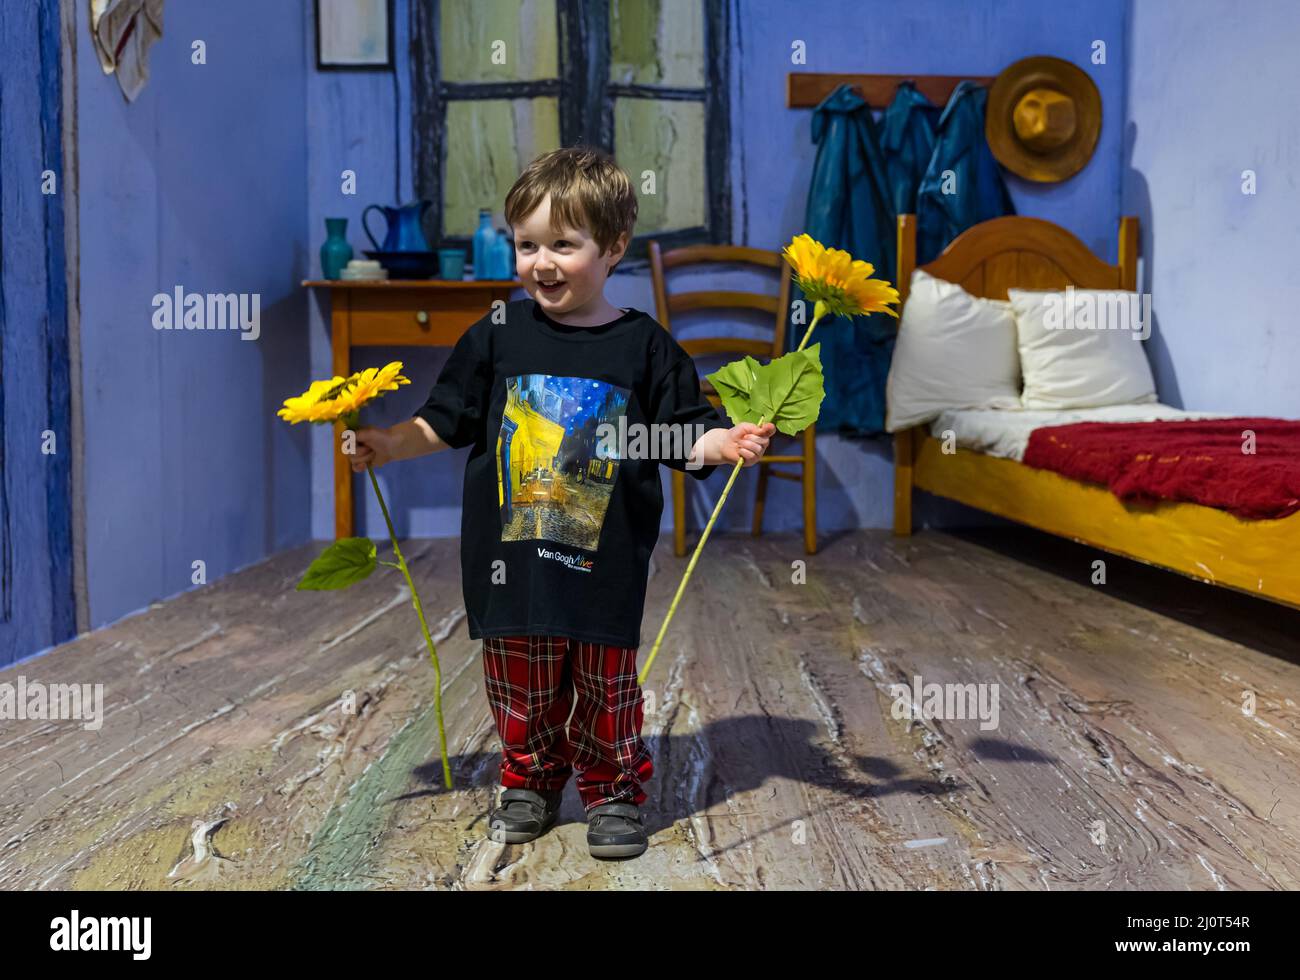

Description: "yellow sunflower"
277 361 410 425
337 361 411 414
782 233 900 321
277 375 356 424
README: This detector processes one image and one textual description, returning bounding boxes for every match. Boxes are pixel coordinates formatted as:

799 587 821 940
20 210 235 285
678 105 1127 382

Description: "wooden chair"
647 241 817 556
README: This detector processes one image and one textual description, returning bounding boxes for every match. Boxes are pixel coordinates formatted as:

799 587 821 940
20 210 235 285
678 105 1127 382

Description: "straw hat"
986 56 1101 182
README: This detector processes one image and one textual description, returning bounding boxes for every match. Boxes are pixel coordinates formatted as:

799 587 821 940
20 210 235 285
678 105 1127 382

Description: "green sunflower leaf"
706 347 825 436
706 354 766 425
751 345 825 435
297 537 377 590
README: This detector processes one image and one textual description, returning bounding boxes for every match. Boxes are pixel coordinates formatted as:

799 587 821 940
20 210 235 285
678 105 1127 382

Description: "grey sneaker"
586 801 648 859
488 787 564 844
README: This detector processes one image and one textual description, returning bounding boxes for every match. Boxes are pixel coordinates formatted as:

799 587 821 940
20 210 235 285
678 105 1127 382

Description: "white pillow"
1008 287 1157 410
885 269 1021 432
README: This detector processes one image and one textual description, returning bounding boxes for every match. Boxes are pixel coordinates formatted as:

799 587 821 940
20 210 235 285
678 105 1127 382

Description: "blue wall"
306 0 1130 541
77 1 311 629
1123 0 1299 418
302 3 432 541
72 0 1296 636
731 0 1129 533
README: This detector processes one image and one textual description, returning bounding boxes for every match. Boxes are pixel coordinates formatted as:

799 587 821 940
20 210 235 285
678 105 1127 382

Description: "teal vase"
320 218 353 280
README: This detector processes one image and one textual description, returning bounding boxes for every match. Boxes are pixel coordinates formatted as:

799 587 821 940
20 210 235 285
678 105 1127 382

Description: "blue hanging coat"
916 81 1016 265
881 81 940 217
794 83 898 437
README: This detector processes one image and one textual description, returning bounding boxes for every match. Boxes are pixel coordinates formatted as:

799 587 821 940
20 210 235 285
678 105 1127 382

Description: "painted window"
413 0 730 264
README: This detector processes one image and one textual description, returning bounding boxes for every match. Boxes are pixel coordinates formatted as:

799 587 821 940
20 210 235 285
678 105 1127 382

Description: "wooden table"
303 279 521 539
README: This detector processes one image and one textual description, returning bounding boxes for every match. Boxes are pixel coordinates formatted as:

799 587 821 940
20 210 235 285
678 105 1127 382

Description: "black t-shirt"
413 298 730 649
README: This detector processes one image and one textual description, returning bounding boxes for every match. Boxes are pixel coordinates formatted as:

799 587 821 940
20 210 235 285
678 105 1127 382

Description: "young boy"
351 146 775 860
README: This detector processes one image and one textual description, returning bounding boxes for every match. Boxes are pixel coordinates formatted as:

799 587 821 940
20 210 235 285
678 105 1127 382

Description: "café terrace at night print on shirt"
413 299 728 649
497 373 630 554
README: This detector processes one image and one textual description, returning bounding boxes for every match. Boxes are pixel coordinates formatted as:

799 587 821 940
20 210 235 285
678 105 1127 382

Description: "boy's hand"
718 421 776 467
350 425 398 472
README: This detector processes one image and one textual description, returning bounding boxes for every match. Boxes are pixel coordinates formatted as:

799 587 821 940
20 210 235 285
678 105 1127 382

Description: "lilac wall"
74 0 1142 634
729 0 1129 533
1123 0 1300 417
302 4 435 541
77 1 310 628
68 0 1297 642
307 0 1129 540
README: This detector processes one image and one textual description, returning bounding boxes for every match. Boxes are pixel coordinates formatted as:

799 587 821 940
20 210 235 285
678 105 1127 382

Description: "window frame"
411 0 731 270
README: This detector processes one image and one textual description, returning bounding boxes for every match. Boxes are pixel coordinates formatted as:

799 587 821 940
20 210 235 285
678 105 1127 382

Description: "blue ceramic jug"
362 201 432 252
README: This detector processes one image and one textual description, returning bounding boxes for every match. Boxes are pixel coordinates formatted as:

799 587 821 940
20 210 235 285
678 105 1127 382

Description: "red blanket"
1022 418 1300 520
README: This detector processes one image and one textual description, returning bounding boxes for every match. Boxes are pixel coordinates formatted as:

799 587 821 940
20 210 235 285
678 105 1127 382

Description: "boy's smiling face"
512 193 628 324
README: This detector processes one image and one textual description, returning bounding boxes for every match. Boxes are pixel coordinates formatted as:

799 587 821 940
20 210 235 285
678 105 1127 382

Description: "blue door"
0 0 76 666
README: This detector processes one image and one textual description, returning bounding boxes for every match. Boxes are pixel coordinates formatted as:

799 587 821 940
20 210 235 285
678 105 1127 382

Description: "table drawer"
348 288 506 346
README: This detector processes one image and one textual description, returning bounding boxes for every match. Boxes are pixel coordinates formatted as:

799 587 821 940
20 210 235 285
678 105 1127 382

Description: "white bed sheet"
928 403 1230 462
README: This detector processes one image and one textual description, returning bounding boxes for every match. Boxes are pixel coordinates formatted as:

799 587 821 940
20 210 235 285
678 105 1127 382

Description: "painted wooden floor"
1 528 1297 890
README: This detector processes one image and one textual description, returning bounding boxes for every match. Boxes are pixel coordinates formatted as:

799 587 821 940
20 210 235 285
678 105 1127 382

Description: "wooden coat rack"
787 72 995 110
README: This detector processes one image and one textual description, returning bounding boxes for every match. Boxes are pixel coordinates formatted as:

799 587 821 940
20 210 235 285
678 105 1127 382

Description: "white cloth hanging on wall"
90 0 165 102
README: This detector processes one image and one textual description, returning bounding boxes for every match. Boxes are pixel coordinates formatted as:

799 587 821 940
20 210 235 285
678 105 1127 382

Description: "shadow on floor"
946 524 1300 665
403 715 1052 841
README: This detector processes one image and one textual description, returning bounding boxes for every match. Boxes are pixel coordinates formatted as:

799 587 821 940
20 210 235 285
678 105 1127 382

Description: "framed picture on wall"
316 0 393 70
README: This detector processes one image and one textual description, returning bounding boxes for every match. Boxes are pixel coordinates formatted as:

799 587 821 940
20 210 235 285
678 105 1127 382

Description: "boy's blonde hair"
504 145 638 268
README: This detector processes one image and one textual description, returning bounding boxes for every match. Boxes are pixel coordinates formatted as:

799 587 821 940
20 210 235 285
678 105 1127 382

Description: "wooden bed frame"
892 213 1300 611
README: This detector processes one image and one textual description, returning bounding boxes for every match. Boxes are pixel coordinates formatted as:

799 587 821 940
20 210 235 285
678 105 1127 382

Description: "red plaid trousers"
480 634 653 811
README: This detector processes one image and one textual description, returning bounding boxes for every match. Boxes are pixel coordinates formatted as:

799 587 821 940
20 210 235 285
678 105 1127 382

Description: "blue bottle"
500 230 517 279
472 209 496 280
490 229 513 279
484 229 502 280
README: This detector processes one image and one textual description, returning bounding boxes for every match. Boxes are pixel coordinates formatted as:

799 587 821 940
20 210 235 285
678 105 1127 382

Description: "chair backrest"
647 241 794 361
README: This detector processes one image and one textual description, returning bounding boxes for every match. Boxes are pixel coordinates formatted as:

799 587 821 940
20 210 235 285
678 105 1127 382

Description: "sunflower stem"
637 434 751 685
367 465 453 790
637 310 829 685
797 304 829 352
